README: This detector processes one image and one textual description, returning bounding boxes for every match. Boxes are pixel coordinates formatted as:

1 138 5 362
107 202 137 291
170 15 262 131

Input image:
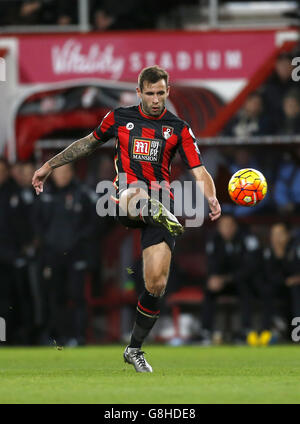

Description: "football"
228 168 268 207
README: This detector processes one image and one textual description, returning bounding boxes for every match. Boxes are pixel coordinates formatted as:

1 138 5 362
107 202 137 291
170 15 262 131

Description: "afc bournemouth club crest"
162 126 174 140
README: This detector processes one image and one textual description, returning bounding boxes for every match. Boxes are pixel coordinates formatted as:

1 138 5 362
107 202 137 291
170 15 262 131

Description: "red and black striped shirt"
93 104 203 196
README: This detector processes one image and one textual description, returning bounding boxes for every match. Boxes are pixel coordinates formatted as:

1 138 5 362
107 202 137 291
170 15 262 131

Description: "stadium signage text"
52 40 124 80
18 31 276 83
51 40 243 80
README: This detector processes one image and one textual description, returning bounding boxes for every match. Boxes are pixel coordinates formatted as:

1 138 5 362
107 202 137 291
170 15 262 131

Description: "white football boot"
123 346 153 373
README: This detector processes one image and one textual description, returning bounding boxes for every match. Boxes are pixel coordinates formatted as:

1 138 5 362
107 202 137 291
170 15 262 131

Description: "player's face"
137 79 169 117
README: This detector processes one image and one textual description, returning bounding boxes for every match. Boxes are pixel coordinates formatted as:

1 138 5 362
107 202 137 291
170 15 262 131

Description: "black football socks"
129 289 162 349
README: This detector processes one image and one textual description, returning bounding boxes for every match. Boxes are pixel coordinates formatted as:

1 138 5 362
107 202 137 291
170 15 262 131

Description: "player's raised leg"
119 187 184 236
124 241 171 372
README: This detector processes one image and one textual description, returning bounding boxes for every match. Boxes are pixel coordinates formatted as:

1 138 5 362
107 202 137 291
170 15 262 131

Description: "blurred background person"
90 0 160 31
10 162 24 188
93 8 116 31
262 52 299 122
199 214 263 345
85 154 117 295
274 146 300 214
0 158 18 344
223 92 273 137
17 0 75 26
277 90 300 135
18 0 43 25
0 158 36 344
263 222 300 341
34 164 95 346
12 161 41 344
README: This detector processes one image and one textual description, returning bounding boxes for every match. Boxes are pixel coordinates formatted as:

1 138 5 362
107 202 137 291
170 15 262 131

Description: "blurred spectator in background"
262 52 298 122
93 8 116 31
16 0 75 26
263 222 300 340
199 214 264 344
0 159 17 343
277 90 300 135
228 148 259 175
18 0 43 24
12 162 37 254
0 159 36 344
34 164 95 346
11 162 41 344
90 0 159 30
223 92 273 137
274 146 300 214
85 154 117 293
10 162 24 187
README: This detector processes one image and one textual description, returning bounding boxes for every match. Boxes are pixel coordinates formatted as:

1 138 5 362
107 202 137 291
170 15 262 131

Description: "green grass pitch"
0 345 299 404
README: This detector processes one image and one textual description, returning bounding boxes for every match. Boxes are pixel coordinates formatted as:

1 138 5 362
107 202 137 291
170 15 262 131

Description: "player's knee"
120 187 148 203
146 276 167 297
120 187 148 216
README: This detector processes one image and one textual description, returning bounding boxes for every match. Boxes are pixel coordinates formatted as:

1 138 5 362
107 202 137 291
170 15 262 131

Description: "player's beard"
142 101 165 117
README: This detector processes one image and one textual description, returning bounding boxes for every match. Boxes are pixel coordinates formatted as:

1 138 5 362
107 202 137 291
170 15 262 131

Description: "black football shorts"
113 195 176 253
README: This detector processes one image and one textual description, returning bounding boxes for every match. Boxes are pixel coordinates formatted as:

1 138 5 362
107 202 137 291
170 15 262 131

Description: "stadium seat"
85 275 137 343
166 286 204 339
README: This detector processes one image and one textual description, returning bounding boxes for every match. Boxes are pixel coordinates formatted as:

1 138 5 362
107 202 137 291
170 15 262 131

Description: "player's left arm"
179 123 221 221
191 166 221 221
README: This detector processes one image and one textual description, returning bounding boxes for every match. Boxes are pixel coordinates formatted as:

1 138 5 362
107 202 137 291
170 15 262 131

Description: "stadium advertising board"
18 31 276 83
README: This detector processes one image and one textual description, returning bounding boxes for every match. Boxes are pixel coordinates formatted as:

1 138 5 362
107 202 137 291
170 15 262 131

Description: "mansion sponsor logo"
51 40 125 79
131 138 162 164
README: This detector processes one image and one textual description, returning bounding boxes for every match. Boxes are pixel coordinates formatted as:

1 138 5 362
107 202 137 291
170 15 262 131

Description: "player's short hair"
138 66 169 92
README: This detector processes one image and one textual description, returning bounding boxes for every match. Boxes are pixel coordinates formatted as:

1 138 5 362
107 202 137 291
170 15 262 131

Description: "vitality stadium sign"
17 31 277 83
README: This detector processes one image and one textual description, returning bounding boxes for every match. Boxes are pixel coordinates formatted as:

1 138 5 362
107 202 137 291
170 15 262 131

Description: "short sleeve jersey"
93 104 203 196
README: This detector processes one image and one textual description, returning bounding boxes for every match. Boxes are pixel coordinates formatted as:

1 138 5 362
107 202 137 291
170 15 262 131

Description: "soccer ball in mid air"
228 168 267 207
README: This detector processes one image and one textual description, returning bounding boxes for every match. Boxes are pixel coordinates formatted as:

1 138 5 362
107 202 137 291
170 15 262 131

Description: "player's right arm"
32 110 116 195
32 132 99 195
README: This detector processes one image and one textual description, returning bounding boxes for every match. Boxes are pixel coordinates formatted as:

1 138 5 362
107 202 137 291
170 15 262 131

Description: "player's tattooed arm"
32 133 99 195
48 133 99 169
